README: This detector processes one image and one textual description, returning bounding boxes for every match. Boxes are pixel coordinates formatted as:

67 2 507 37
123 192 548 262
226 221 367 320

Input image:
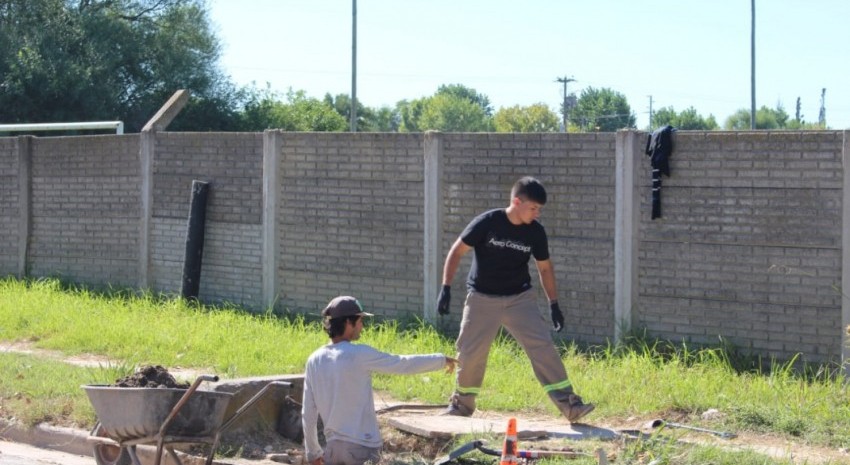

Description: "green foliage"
493 103 560 133
569 87 635 132
398 84 493 132
724 105 792 130
0 0 240 132
435 84 493 116
241 88 346 132
418 94 491 132
370 106 402 132
0 352 105 426
652 106 719 130
323 93 400 132
619 438 798 465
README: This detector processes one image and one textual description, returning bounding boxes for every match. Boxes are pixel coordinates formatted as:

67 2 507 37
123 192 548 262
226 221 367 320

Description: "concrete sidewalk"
0 419 292 465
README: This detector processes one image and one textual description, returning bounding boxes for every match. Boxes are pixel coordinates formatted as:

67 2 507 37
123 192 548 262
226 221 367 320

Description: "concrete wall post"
262 130 282 310
423 131 444 323
842 130 850 374
16 136 32 279
614 130 641 342
138 130 154 289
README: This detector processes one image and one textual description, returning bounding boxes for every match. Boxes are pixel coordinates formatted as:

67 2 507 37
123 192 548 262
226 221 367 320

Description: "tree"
323 93 400 132
398 85 493 132
371 106 401 132
436 84 493 116
493 104 560 132
397 99 426 132
418 94 490 132
652 106 718 130
569 87 635 132
241 88 346 131
724 105 790 130
0 0 240 132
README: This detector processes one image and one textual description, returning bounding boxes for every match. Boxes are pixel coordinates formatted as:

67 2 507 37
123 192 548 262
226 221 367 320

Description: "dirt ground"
1 341 849 465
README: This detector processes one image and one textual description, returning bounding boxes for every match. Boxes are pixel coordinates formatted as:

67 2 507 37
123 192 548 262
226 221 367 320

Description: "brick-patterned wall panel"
28 135 140 287
153 133 263 223
150 133 264 307
277 133 424 319
637 131 843 362
442 133 616 344
0 138 19 276
197 222 263 306
151 217 184 293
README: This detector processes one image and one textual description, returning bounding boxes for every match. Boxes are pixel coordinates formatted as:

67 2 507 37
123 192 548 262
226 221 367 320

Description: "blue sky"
208 0 850 130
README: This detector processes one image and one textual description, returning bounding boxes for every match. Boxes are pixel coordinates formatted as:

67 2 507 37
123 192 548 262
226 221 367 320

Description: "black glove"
550 301 564 332
437 285 451 315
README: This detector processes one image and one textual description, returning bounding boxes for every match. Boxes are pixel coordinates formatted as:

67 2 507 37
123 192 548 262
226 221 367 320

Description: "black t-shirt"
461 208 550 296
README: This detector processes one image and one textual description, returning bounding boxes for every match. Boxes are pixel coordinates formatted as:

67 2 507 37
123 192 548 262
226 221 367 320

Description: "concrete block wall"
0 138 20 276
441 133 616 343
150 132 264 306
277 133 425 319
27 135 140 287
637 131 844 362
1 130 847 364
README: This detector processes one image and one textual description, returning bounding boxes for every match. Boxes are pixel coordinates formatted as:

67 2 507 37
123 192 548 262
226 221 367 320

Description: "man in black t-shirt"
435 176 594 423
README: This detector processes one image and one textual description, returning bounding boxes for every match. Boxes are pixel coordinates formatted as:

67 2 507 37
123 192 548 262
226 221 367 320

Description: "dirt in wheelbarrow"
111 365 190 388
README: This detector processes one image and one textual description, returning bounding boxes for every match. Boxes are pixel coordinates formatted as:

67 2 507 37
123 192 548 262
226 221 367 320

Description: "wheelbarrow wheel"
92 422 131 465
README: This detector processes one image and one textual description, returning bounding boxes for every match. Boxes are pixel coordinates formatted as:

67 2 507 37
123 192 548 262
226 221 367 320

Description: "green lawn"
1 277 848 464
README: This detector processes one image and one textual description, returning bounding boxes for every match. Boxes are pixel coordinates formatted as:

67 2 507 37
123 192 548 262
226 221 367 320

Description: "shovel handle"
652 419 737 439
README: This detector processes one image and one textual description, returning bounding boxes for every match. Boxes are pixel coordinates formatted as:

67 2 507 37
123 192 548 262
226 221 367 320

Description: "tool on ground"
433 440 588 465
434 418 594 465
432 418 607 465
647 419 737 439
375 403 449 414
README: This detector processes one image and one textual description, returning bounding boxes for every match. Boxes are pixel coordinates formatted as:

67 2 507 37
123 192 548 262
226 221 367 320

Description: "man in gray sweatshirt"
302 296 458 465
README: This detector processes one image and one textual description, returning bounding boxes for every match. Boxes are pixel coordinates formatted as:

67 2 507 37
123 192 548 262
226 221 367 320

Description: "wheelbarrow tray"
83 385 233 442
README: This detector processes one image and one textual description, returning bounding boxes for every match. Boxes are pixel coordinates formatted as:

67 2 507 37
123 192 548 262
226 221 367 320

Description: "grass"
1 277 849 464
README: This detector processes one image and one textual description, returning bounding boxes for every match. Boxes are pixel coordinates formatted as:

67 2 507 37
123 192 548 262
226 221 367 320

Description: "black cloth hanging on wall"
644 125 675 219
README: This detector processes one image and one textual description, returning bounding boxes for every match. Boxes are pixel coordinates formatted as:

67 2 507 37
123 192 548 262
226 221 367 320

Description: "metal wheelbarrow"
83 374 292 465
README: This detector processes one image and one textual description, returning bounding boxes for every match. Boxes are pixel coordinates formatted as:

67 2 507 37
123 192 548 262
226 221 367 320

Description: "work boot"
558 393 595 423
441 394 474 417
442 402 473 417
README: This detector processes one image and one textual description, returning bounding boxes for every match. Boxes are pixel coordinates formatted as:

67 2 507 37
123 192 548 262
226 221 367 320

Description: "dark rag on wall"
644 125 675 219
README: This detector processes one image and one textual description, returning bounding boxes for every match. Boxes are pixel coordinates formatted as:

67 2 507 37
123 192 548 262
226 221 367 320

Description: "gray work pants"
452 289 575 413
324 439 381 465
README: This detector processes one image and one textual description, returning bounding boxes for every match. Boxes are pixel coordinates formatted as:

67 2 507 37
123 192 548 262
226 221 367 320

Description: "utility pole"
818 88 826 128
750 0 756 129
350 0 357 132
647 95 654 130
556 76 576 132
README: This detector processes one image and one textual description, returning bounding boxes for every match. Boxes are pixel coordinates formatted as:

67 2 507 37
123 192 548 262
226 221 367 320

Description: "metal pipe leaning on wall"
181 180 210 301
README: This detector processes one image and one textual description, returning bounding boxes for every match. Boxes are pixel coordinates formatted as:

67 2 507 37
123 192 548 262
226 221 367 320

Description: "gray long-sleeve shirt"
301 341 446 461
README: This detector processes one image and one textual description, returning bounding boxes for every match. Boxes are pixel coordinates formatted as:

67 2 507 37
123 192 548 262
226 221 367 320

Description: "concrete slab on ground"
386 412 620 441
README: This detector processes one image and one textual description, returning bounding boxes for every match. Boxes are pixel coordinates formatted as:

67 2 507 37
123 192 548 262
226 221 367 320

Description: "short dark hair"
511 177 547 205
324 315 360 338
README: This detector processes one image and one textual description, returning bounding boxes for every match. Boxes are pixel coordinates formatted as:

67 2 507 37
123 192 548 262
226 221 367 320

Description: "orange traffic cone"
500 417 518 465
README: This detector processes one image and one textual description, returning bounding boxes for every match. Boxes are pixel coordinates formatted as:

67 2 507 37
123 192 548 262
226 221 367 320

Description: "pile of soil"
112 365 190 388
